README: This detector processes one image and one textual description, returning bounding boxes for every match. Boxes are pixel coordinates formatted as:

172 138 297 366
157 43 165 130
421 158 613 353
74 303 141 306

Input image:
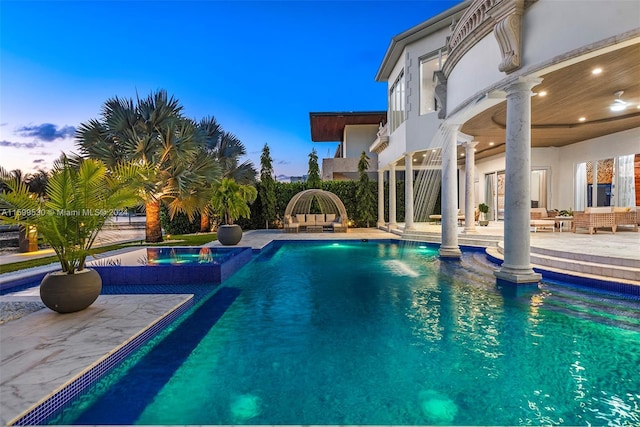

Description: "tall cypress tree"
259 143 276 229
356 150 376 227
307 148 321 189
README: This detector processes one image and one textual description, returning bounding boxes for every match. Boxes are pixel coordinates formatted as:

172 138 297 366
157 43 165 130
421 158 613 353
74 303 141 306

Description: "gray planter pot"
217 224 243 246
40 268 102 313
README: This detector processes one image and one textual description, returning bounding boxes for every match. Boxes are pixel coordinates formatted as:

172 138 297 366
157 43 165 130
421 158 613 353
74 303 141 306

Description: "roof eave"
375 1 471 82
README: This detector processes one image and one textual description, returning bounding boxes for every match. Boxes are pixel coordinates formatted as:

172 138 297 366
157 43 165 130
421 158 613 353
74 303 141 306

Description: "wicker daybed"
283 189 348 233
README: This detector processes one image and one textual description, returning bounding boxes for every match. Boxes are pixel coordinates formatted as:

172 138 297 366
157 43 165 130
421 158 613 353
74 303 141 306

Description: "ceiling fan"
610 90 629 112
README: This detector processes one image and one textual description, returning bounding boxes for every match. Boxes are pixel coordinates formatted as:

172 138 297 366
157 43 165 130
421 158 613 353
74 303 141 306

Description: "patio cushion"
585 207 612 214
296 214 306 224
325 213 336 223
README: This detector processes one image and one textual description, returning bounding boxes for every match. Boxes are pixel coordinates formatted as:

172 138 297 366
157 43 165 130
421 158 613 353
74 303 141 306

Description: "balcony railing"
369 123 389 154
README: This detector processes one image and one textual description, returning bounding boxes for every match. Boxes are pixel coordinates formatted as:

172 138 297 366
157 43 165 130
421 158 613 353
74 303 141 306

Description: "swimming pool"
49 241 640 425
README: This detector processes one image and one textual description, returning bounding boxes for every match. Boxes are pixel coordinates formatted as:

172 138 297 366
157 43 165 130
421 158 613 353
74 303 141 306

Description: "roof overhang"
375 1 469 82
309 111 387 142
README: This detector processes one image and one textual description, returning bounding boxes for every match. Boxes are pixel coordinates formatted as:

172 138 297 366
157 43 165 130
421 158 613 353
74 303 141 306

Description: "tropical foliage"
76 89 221 242
0 156 139 273
196 116 257 232
210 178 258 225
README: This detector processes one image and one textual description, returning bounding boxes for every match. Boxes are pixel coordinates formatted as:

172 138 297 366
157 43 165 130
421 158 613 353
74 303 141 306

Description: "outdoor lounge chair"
613 207 638 231
530 208 556 232
573 207 615 234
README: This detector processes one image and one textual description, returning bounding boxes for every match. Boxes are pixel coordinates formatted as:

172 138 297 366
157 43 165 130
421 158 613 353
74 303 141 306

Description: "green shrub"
160 205 201 235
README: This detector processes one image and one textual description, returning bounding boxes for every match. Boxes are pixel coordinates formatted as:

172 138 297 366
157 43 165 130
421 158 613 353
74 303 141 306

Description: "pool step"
400 229 502 248
487 245 640 285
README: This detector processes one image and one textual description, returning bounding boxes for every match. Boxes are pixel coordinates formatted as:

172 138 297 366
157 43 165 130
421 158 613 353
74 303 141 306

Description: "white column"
377 168 385 227
494 77 543 284
463 140 479 234
404 153 415 230
439 125 461 258
388 162 397 229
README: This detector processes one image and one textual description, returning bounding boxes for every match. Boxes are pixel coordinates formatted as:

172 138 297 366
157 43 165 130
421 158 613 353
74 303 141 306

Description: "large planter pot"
217 224 243 246
40 268 102 314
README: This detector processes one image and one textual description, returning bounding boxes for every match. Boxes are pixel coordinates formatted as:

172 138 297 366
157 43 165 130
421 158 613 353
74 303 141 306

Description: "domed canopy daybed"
283 189 348 232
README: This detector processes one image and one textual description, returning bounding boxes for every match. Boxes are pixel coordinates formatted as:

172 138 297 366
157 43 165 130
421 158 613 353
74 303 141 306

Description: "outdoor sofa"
285 213 346 232
573 206 638 234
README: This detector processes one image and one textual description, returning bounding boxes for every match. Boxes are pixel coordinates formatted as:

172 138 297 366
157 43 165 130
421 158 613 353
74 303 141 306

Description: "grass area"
0 232 217 274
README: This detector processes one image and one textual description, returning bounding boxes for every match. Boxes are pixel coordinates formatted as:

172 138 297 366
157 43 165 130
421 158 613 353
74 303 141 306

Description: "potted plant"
210 177 257 245
478 203 490 226
0 156 139 313
559 208 573 217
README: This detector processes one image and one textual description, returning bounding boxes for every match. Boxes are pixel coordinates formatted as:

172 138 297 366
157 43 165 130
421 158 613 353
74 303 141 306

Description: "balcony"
369 123 389 154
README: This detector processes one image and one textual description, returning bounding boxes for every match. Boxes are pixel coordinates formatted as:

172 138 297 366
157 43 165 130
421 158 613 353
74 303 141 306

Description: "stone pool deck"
0 294 192 426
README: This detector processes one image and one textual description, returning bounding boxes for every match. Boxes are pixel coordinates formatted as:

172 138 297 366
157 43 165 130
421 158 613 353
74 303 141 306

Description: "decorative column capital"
457 131 474 144
463 140 480 150
505 76 543 94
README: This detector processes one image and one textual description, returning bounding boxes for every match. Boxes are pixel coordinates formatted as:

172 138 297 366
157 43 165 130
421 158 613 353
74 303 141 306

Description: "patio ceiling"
459 42 640 162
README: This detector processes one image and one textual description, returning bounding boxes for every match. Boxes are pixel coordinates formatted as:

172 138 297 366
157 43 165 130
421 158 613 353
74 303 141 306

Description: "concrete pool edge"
2 294 194 426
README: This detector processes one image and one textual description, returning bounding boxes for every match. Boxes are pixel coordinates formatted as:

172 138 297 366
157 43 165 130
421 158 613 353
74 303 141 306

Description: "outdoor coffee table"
306 225 324 233
554 216 573 232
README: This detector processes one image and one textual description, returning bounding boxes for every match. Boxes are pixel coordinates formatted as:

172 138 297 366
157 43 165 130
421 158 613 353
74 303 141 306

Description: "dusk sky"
1 0 461 180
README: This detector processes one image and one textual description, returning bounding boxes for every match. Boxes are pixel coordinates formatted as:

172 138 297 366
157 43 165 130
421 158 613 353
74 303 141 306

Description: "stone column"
377 168 385 227
388 162 397 229
494 77 543 284
439 125 462 258
463 140 479 234
404 153 415 230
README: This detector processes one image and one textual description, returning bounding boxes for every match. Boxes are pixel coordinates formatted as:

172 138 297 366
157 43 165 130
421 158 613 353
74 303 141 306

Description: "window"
530 169 548 208
576 154 639 210
419 51 446 115
389 71 405 132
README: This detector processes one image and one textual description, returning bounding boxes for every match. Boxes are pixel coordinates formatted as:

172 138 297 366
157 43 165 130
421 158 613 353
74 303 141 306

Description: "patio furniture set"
573 206 638 234
530 207 638 234
284 213 347 233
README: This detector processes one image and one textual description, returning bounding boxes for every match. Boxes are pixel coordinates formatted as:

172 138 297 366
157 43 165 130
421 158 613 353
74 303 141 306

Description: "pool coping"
1 294 194 426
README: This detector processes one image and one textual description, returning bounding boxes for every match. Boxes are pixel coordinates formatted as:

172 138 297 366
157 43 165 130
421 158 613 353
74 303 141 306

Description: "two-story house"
373 0 639 284
309 111 386 181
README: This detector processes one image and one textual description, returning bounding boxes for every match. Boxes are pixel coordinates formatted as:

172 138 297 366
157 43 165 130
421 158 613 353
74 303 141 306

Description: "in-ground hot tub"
91 247 253 285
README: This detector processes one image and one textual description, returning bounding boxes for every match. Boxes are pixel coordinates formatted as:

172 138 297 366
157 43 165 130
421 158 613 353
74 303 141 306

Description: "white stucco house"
371 0 639 284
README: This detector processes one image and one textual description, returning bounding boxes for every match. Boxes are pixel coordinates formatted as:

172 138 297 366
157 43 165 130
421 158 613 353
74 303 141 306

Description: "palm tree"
76 90 220 242
216 131 257 184
197 118 257 232
0 156 139 273
25 170 49 198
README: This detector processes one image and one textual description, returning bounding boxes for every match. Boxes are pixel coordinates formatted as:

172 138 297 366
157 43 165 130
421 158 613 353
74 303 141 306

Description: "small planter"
217 224 243 246
479 220 489 226
40 268 102 313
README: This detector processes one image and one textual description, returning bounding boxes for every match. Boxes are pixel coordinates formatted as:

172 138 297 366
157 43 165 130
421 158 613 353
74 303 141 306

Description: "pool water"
51 241 640 425
145 247 233 265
